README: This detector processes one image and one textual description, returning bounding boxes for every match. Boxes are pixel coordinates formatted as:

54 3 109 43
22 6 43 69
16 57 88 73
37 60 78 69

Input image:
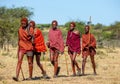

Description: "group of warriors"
13 17 97 81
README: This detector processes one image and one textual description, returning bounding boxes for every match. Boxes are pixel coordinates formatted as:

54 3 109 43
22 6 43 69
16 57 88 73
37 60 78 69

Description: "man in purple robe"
66 22 81 76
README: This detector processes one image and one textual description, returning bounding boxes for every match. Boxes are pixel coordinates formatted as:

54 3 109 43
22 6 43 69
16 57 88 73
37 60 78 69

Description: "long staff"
20 66 25 80
88 16 91 42
87 16 92 45
64 52 69 76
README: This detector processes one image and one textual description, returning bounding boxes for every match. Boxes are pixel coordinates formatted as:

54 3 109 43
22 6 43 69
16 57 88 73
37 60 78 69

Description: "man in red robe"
13 18 34 81
66 22 81 76
82 25 97 75
29 21 49 79
46 20 64 78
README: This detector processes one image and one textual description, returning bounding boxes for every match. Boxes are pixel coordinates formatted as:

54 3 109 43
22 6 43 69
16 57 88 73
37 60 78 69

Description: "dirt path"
0 48 120 84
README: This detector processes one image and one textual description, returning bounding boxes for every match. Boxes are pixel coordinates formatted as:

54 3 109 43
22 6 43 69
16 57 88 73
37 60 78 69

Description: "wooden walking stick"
20 66 25 80
43 52 47 70
64 52 69 76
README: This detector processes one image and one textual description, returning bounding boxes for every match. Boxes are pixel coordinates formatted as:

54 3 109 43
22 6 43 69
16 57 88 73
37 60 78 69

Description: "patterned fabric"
48 28 64 52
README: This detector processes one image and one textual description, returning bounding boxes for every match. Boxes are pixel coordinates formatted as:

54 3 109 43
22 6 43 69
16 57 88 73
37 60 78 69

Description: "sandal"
13 77 18 81
77 69 81 76
56 67 60 75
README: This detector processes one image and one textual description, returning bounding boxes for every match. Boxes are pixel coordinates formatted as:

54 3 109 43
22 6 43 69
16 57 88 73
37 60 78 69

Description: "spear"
87 16 92 44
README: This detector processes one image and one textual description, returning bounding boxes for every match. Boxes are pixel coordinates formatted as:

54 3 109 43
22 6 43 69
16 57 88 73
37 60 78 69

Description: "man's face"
29 22 34 27
85 26 89 33
21 21 27 28
70 24 75 30
52 22 57 29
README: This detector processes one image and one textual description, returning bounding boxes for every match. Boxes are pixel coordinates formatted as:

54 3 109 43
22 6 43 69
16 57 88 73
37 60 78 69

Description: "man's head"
29 20 35 28
85 25 90 34
21 17 28 28
52 20 58 30
70 22 76 31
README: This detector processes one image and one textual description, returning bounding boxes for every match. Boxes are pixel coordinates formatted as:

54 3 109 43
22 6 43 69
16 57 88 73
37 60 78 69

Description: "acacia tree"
110 22 120 39
0 7 33 51
102 21 120 40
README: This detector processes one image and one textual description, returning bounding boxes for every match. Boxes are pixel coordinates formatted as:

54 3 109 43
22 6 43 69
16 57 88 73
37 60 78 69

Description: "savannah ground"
0 46 120 84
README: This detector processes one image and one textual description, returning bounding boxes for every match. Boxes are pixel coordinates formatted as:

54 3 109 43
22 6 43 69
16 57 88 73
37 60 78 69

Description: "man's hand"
86 44 91 48
46 41 50 48
61 51 64 55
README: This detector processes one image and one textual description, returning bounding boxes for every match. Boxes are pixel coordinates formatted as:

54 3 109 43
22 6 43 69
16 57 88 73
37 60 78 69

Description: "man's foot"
53 75 58 78
42 71 50 79
56 67 60 75
13 77 18 81
82 73 86 76
94 72 97 75
77 69 81 76
70 74 76 77
43 73 50 79
26 77 33 80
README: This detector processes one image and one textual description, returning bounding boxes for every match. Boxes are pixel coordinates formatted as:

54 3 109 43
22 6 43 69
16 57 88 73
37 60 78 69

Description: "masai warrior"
46 20 64 78
29 20 49 79
13 18 34 81
82 25 97 75
66 22 81 76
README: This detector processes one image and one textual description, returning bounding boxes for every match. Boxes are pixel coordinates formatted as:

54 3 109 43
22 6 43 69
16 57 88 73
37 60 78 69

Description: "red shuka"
18 27 34 50
48 28 64 52
82 33 96 57
33 28 47 52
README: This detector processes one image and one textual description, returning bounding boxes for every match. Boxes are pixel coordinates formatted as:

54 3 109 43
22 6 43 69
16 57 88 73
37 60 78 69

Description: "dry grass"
0 47 120 84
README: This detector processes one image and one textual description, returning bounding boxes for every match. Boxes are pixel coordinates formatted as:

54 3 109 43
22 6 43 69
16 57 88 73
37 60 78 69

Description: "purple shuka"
66 30 81 54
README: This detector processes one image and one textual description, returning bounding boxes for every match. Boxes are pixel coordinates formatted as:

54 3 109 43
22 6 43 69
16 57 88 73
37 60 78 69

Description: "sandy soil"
0 47 120 84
